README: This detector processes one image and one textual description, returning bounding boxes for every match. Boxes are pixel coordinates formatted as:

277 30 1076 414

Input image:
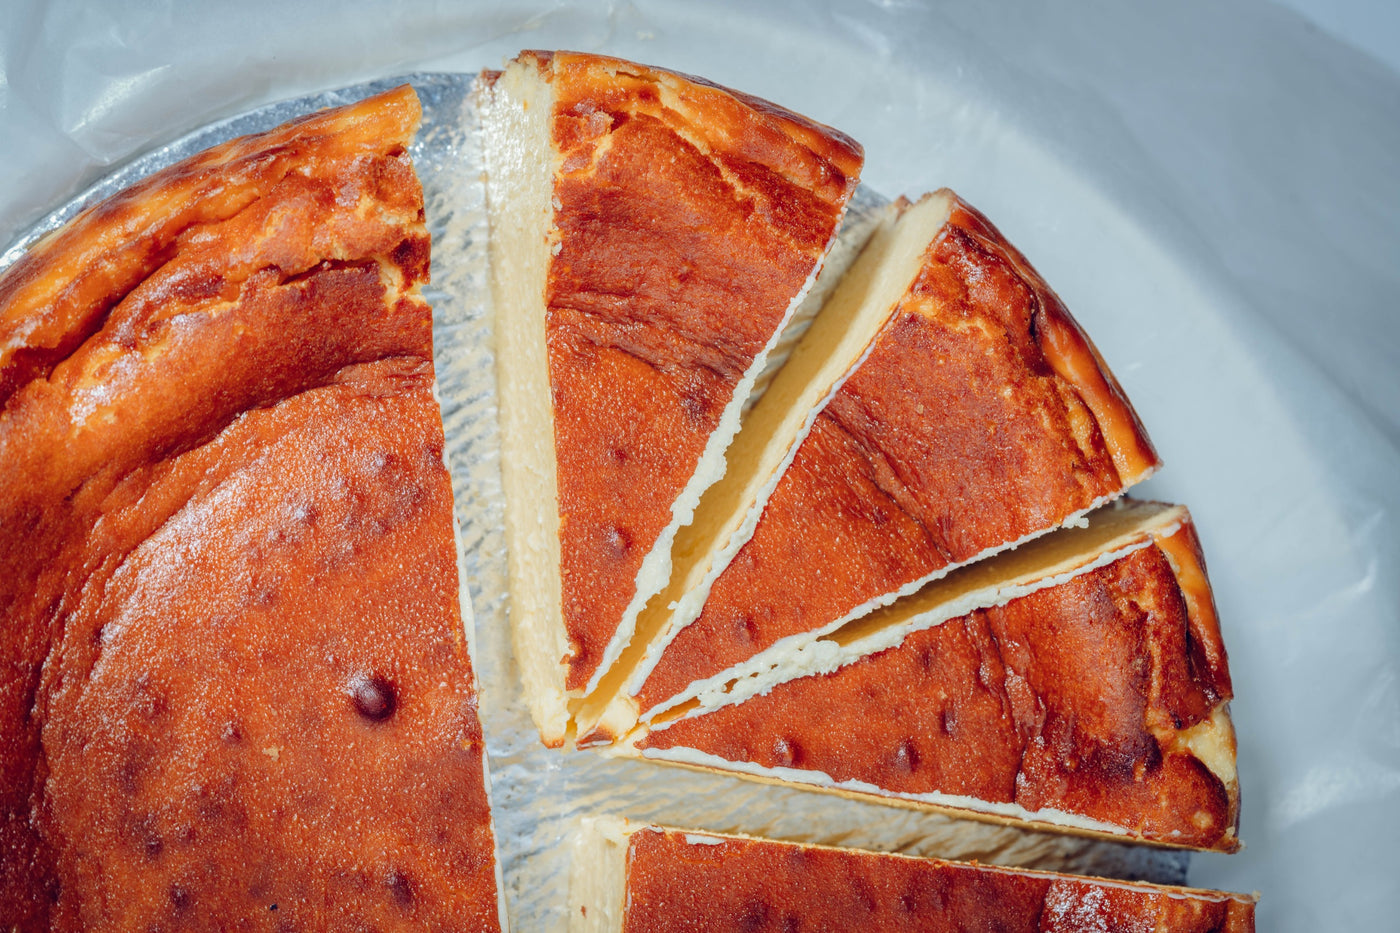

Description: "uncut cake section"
481 50 864 746
0 87 504 931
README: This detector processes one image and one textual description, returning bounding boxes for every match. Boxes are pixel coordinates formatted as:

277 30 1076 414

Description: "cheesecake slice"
481 51 864 745
571 817 1257 932
582 191 1159 740
622 502 1240 852
0 88 504 931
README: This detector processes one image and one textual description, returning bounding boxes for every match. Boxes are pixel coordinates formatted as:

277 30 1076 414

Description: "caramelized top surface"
641 527 1239 851
637 198 1157 711
0 88 501 931
539 51 863 690
619 827 1255 932
0 87 425 411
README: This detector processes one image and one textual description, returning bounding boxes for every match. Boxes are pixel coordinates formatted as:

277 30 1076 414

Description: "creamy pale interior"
482 62 570 743
569 816 631 933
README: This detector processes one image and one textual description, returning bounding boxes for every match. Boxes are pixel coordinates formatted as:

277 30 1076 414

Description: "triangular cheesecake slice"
571 817 1257 932
622 502 1240 852
0 89 504 930
583 191 1159 739
481 51 864 744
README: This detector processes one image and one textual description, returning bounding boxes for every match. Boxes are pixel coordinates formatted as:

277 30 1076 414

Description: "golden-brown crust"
532 50 864 178
537 51 863 691
635 193 1154 712
0 88 502 930
946 199 1159 484
0 87 424 410
620 826 1256 932
1155 517 1233 698
638 536 1240 851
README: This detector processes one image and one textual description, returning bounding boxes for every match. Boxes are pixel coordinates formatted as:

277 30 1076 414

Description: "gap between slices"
573 189 1160 744
569 817 1257 933
482 51 864 746
612 500 1242 852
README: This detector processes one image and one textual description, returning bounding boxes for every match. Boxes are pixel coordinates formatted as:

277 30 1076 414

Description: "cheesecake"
580 191 1159 741
621 501 1239 851
481 51 864 745
0 88 504 931
570 817 1256 932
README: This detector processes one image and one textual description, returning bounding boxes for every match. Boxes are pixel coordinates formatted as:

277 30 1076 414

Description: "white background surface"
2 2 1398 930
